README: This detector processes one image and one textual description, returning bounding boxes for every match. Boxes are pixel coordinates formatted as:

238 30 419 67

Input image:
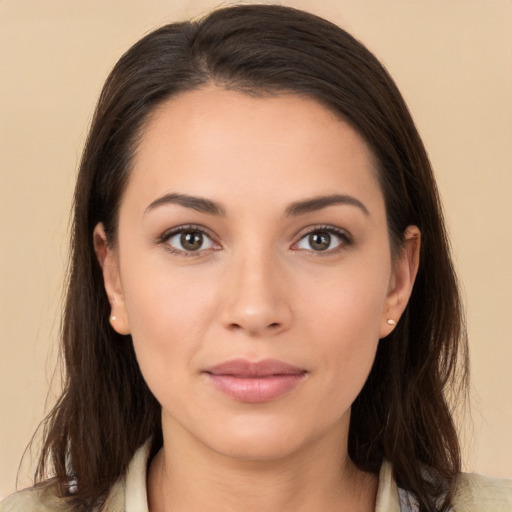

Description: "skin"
94 86 420 512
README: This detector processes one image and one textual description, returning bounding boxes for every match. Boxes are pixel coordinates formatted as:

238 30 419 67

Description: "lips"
203 359 307 403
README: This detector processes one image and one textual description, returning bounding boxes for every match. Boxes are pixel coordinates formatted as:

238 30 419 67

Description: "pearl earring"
387 319 396 326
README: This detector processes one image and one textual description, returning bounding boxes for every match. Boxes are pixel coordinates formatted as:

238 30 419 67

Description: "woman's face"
96 87 418 460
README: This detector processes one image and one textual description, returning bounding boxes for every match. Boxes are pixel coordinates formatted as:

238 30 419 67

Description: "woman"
1 4 510 512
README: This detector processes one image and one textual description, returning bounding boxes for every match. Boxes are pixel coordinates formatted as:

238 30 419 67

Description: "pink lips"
204 359 307 403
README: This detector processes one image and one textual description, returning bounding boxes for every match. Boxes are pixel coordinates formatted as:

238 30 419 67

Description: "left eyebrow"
285 194 370 217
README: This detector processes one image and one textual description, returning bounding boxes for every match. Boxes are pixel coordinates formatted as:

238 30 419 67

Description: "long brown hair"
35 5 468 511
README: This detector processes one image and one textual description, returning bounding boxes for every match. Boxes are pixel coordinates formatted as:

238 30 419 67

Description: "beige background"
1 0 511 499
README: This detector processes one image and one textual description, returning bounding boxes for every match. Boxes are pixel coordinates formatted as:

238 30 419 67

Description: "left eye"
295 229 347 252
166 229 215 252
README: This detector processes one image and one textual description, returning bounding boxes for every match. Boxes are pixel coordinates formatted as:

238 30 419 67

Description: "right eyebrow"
144 193 226 216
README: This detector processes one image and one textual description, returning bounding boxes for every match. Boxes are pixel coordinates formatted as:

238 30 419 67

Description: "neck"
147 419 378 512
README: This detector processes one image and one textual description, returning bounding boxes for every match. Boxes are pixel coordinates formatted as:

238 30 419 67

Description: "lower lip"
206 374 306 403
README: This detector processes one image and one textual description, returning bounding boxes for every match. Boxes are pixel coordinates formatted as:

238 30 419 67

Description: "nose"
220 251 293 337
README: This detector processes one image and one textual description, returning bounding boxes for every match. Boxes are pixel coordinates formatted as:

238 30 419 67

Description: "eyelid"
155 223 352 257
157 224 221 256
292 224 353 254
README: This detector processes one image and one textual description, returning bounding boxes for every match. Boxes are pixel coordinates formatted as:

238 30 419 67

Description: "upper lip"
204 358 306 378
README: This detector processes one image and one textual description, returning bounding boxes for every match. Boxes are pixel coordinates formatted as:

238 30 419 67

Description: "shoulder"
0 480 67 512
452 472 512 512
0 478 125 512
0 441 148 512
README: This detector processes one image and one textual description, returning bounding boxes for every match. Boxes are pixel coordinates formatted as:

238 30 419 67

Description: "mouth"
203 359 307 403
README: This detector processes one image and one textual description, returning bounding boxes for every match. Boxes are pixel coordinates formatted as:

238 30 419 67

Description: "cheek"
297 258 389 395
121 247 219 331
304 304 380 424
299 256 390 337
119 256 220 392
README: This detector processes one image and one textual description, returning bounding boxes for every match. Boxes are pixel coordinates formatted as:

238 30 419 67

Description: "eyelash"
157 224 219 257
157 224 353 257
293 225 353 256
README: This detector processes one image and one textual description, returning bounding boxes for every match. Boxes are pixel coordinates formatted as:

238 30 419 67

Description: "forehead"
124 86 384 216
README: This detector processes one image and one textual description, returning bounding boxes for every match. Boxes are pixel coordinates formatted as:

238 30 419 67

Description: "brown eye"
165 229 215 253
180 231 203 251
295 227 349 253
309 232 331 251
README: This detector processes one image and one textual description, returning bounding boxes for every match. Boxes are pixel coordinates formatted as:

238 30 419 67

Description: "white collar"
121 441 402 512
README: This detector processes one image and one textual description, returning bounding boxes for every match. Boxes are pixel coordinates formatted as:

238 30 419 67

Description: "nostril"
226 321 281 333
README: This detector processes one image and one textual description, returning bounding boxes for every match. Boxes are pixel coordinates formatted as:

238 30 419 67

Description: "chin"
209 433 306 462
197 414 327 462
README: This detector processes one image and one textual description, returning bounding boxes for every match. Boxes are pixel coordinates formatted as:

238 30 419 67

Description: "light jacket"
2 442 511 511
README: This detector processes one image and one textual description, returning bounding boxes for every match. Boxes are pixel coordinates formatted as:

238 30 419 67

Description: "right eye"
162 227 216 255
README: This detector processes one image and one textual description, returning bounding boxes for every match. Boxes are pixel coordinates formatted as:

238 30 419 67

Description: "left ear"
379 226 421 338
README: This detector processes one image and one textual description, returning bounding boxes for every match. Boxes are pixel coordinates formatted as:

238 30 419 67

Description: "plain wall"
1 0 511 499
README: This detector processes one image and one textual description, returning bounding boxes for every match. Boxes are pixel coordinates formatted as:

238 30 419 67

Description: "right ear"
93 223 131 335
